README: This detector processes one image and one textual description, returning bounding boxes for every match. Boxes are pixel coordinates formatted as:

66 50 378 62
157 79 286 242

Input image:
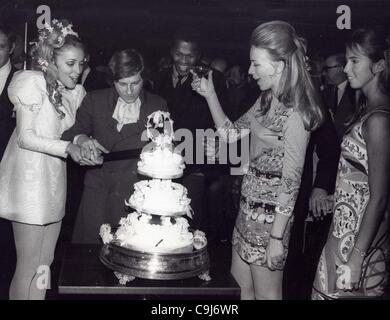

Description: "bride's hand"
191 70 216 99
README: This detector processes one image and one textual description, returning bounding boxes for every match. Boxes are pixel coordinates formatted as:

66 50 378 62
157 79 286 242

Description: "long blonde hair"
30 19 84 119
251 21 324 131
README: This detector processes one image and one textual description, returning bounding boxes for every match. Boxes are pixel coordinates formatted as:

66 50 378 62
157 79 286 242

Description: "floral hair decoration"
32 18 81 119
38 19 79 46
35 19 80 74
37 57 49 72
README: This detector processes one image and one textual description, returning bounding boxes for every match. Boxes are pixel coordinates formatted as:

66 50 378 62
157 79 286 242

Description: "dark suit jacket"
154 68 228 176
293 110 341 220
61 87 167 188
0 67 16 160
323 83 356 141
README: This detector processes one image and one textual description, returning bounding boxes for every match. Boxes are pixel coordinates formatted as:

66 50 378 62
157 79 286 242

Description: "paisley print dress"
312 109 390 299
218 98 309 269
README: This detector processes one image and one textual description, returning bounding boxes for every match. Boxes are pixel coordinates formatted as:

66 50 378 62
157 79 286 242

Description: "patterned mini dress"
218 98 309 269
312 108 390 299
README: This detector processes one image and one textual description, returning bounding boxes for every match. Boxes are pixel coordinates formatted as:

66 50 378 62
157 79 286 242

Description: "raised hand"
191 70 216 99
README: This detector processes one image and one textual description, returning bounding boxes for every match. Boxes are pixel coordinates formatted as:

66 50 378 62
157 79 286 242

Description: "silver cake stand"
100 241 210 281
99 162 211 283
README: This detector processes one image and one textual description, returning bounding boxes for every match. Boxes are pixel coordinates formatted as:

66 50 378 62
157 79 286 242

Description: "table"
58 242 240 299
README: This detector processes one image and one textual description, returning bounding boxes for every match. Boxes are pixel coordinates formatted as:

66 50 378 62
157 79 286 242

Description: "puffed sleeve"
216 98 259 142
276 111 310 217
7 71 70 158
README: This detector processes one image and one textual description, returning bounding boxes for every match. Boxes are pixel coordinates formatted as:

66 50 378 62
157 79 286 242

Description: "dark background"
1 0 390 69
1 0 390 300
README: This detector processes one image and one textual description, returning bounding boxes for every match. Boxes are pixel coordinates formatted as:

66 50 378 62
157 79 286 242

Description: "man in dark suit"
283 110 340 299
0 23 16 161
322 53 356 140
283 54 346 299
0 23 17 299
154 28 229 235
62 49 167 244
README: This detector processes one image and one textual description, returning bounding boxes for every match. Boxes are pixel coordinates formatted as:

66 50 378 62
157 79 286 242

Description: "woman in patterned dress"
312 28 390 299
0 20 91 299
192 21 324 299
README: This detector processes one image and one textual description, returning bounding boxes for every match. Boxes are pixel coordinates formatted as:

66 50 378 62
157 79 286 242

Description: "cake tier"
114 213 194 254
127 180 191 216
137 147 184 179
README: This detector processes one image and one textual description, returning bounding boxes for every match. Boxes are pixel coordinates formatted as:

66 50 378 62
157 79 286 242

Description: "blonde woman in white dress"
0 19 91 300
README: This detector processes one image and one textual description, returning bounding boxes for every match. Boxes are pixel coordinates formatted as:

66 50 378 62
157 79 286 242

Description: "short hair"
171 27 202 52
327 53 346 66
0 22 16 47
109 49 144 81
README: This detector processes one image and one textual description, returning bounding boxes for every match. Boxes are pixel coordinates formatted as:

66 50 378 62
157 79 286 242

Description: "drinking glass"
192 65 210 78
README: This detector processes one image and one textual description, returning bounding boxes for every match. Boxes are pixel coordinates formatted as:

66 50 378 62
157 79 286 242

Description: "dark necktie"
333 85 339 113
175 74 185 89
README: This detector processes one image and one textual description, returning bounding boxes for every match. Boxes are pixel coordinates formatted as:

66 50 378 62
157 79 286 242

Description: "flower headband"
35 19 80 73
37 57 49 72
38 19 79 44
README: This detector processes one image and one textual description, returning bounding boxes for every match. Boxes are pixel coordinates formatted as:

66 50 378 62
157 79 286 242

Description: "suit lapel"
105 88 122 136
0 68 16 116
0 68 15 103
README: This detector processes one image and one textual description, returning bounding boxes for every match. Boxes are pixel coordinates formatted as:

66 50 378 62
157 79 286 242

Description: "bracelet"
353 246 366 257
270 234 283 241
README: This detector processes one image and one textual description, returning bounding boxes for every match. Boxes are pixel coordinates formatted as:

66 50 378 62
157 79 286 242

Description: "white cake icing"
114 212 194 253
127 180 192 216
139 111 184 178
137 147 184 178
99 110 208 257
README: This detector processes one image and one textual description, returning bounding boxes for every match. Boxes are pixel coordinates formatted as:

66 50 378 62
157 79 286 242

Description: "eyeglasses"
323 65 343 72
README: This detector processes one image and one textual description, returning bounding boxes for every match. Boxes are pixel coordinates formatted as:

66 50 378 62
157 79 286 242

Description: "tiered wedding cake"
137 111 184 178
99 111 209 281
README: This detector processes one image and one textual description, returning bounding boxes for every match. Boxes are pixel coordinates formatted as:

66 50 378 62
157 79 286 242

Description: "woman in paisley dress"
0 20 91 299
312 28 390 299
192 21 324 299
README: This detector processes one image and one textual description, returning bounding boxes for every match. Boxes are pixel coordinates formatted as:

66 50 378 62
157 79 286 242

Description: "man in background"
322 53 356 140
154 27 229 239
0 22 16 300
0 23 16 160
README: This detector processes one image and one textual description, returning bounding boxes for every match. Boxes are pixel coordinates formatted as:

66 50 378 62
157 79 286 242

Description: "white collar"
118 96 141 106
172 66 190 82
0 59 11 95
112 96 141 131
337 80 348 91
0 59 11 76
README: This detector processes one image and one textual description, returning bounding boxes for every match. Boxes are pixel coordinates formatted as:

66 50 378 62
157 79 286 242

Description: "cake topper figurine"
146 111 174 147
